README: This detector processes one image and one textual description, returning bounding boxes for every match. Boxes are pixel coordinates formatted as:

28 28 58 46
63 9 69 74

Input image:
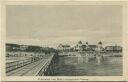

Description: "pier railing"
6 56 40 73
36 55 54 76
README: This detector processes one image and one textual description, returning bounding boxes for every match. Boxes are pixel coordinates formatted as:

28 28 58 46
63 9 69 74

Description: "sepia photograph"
5 4 123 76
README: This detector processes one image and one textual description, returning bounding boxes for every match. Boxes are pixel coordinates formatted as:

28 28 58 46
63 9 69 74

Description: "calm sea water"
54 56 122 76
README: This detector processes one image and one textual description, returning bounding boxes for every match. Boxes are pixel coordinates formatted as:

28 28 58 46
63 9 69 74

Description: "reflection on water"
78 57 84 64
54 56 122 76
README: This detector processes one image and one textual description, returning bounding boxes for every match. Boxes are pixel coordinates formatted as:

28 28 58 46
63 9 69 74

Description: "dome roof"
98 41 102 44
78 41 82 44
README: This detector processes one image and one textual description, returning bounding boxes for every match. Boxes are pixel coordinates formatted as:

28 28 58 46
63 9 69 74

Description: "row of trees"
6 43 57 53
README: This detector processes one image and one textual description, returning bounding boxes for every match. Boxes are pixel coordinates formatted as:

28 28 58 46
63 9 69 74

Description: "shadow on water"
54 56 122 76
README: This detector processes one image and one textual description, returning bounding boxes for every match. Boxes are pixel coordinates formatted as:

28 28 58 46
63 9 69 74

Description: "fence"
6 57 40 73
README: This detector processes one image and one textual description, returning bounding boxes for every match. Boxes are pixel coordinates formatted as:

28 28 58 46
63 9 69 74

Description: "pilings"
96 56 102 64
84 52 104 64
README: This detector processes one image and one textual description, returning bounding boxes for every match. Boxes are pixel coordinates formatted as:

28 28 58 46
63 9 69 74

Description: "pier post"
96 56 101 64
85 53 89 63
96 53 104 65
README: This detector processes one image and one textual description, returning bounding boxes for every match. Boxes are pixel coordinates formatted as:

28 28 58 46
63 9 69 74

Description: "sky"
6 5 122 47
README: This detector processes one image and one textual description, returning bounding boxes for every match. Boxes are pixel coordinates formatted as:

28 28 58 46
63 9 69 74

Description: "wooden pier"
6 53 57 76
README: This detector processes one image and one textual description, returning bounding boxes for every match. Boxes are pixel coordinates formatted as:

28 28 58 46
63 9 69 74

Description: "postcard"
0 1 128 81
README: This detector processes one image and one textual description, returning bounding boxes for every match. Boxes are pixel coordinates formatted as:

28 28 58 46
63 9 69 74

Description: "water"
54 56 122 76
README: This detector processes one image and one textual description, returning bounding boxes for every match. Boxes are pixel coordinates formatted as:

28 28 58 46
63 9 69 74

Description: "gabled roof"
78 41 82 44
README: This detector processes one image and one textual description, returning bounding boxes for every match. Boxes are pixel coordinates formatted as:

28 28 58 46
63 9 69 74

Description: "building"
20 45 28 51
73 41 97 51
95 41 104 51
73 41 84 51
88 45 97 51
57 44 71 51
6 43 46 57
6 43 20 52
105 46 122 52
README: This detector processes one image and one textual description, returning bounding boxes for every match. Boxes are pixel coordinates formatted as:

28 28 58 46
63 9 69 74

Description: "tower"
78 41 83 51
97 41 103 51
86 42 89 50
98 41 102 47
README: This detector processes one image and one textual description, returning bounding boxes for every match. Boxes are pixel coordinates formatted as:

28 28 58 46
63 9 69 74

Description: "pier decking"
6 54 55 76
